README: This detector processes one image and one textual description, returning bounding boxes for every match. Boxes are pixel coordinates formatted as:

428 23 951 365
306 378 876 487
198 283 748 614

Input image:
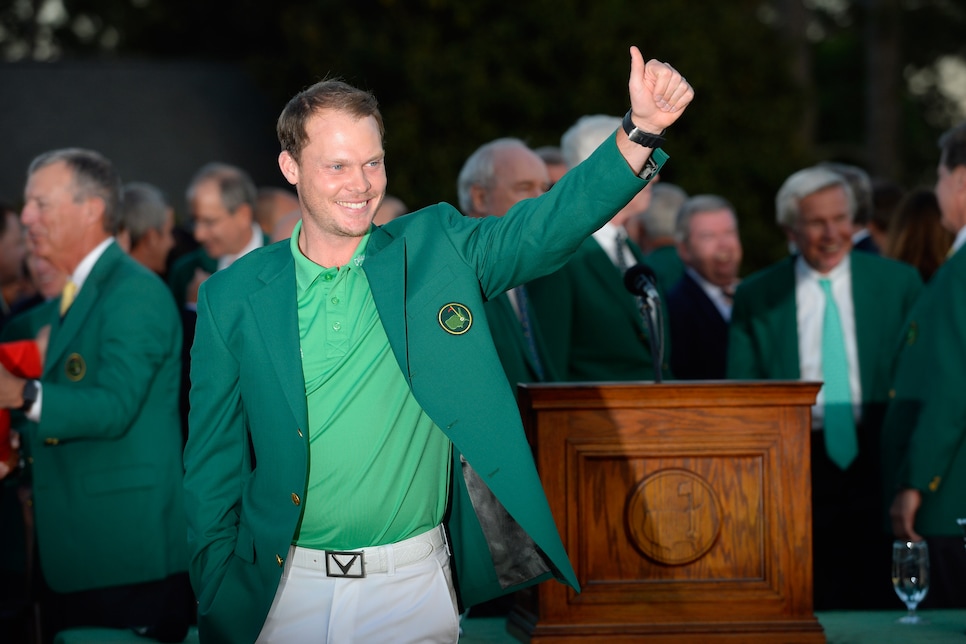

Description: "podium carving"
509 381 825 643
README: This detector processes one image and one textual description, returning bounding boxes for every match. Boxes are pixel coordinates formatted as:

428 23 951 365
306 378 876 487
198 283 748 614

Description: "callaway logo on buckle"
325 550 366 578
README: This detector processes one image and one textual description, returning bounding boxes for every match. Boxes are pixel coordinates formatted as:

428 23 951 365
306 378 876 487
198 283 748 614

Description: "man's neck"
298 227 364 268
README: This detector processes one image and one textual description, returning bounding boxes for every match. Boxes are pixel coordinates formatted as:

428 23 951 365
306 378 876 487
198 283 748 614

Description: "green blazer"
727 252 922 428
167 247 217 310
168 233 272 309
881 246 966 535
183 137 665 643
484 289 556 386
644 244 685 295
526 236 672 382
5 243 187 593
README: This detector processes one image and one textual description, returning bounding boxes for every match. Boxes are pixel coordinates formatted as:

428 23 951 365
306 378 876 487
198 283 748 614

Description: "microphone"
623 263 664 383
623 263 660 301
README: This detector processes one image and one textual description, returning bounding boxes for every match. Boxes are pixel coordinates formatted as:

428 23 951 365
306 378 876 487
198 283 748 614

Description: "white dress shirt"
27 237 116 422
592 222 635 269
794 255 862 430
685 267 734 322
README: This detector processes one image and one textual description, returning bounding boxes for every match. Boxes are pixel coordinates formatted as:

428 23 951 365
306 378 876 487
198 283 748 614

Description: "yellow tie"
60 280 78 316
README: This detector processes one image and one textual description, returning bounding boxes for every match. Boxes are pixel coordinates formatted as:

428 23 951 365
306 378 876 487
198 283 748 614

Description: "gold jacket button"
44 438 59 446
291 493 301 506
928 476 941 492
276 554 284 567
297 427 303 437
888 389 896 399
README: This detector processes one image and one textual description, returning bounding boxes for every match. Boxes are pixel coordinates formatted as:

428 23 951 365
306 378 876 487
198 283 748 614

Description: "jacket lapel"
249 250 307 428
849 253 876 397
44 243 119 378
768 259 801 379
362 226 410 380
586 240 639 321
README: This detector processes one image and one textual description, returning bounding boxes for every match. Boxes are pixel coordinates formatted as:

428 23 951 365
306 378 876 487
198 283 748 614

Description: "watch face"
21 380 39 408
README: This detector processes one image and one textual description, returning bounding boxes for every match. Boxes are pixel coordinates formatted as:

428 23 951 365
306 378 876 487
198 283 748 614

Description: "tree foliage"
3 0 964 272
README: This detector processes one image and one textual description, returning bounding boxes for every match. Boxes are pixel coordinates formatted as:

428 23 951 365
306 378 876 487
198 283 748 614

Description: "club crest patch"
65 353 86 382
438 303 472 335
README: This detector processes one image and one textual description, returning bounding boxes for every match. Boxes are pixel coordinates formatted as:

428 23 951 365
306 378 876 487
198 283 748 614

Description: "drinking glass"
892 539 929 624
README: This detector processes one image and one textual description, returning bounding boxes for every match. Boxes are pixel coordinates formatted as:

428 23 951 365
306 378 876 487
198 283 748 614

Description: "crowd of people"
0 43 964 644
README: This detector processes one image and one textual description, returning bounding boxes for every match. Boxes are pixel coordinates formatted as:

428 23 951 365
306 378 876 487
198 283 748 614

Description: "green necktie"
819 278 858 470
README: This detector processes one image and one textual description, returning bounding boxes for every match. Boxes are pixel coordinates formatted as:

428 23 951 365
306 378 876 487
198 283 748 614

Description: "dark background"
2 0 964 273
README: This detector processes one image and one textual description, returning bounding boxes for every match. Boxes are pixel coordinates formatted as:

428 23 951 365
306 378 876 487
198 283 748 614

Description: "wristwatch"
19 379 39 413
622 109 666 148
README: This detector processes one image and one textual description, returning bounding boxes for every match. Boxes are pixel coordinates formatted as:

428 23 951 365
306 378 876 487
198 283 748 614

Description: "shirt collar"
952 226 966 254
290 219 370 294
71 237 115 290
794 252 851 285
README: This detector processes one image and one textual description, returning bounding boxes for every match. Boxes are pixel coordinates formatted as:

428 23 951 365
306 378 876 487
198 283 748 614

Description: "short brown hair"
277 79 384 163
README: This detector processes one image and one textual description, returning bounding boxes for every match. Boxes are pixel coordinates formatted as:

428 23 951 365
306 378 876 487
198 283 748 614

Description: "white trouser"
256 525 459 643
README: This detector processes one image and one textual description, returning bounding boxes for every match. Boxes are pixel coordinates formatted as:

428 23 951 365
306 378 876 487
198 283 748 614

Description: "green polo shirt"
289 221 450 550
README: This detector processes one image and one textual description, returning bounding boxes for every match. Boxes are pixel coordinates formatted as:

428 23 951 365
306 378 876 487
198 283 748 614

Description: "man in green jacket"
457 137 555 387
183 48 693 643
526 114 672 383
0 149 191 642
727 165 922 610
883 121 966 608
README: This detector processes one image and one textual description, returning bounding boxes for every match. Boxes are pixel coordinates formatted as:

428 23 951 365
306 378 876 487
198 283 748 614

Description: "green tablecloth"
459 610 966 643
816 609 966 643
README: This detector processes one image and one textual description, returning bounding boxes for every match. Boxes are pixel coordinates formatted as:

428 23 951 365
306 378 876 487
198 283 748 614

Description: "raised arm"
617 46 695 174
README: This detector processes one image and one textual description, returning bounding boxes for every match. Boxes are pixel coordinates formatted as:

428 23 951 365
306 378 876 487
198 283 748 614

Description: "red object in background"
0 340 42 468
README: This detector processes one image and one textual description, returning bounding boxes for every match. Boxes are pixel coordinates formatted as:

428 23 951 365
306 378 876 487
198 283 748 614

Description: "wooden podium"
508 381 825 643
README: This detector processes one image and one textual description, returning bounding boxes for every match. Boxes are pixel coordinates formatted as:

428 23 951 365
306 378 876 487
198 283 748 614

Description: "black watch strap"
19 379 39 413
622 109 666 148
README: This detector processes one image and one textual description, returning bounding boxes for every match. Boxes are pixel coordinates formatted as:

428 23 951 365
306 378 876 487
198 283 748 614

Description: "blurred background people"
666 194 742 380
372 193 408 226
527 114 670 382
0 204 31 330
119 182 177 277
820 161 878 254
626 182 688 293
168 163 265 441
168 162 264 312
727 164 922 610
534 145 567 188
457 137 554 390
882 187 954 282
254 185 299 237
870 178 906 253
0 148 191 643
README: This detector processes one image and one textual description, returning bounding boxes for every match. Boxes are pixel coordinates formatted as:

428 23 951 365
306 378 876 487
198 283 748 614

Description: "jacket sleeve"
182 280 251 609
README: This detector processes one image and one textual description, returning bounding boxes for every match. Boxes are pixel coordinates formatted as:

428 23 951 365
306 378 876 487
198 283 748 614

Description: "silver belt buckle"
325 550 366 578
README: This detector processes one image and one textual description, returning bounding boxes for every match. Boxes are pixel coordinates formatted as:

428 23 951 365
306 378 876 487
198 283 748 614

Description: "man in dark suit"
182 50 693 642
457 137 554 387
666 194 742 379
883 121 966 608
727 164 922 610
0 148 191 642
527 114 672 382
